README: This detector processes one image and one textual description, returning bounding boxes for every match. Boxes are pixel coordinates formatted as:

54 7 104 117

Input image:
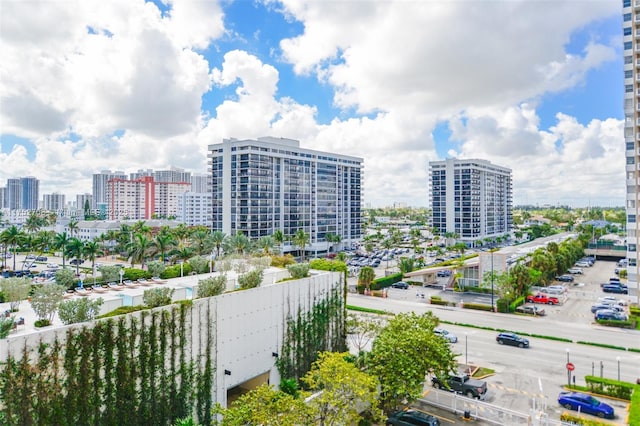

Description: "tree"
146 261 166 278
211 231 226 258
58 298 104 325
287 263 310 279
98 265 122 283
398 257 415 274
0 277 31 311
67 219 79 237
153 233 176 264
346 313 384 354
187 255 209 274
212 384 312 425
256 236 276 255
65 238 84 275
325 233 342 253
197 276 227 298
0 317 15 339
24 211 47 234
272 229 285 254
190 230 213 255
302 352 383 426
55 268 77 289
53 232 71 268
227 232 251 255
358 267 376 292
292 229 310 261
127 233 153 268
83 241 104 276
31 284 65 324
367 312 456 413
2 226 25 270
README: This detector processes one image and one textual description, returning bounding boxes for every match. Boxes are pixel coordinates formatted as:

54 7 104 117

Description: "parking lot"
378 257 635 326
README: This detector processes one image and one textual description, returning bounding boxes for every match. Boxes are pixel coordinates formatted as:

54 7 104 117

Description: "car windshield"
586 396 599 406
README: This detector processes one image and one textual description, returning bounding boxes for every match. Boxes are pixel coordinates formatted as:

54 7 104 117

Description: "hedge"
584 375 634 400
461 302 493 312
370 272 403 290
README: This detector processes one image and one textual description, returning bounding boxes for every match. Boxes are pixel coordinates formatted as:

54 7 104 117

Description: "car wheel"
518 343 524 348
563 403 573 410
433 382 440 389
548 301 553 305
597 412 605 418
497 340 504 345
465 390 474 398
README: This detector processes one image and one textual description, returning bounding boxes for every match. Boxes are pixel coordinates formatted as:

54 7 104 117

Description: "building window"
626 84 634 93
627 142 635 151
627 156 636 165
624 13 632 22
629 244 636 252
624 0 631 7
628 214 637 223
624 26 632 36
625 70 633 79
629 258 637 267
625 41 633 50
625 55 633 64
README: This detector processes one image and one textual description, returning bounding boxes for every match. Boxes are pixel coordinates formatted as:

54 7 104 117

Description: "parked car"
602 284 628 294
386 409 440 426
574 261 591 268
591 303 624 314
595 310 628 321
35 256 48 262
544 285 567 295
567 268 583 274
437 270 452 277
557 392 614 419
526 293 560 305
496 332 529 348
70 259 85 265
431 374 488 399
25 254 36 260
515 305 546 316
391 281 409 289
47 263 59 270
555 275 574 282
598 296 627 306
434 328 458 343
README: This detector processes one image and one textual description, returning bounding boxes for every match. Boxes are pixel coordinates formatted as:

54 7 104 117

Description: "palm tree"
34 230 55 255
153 233 176 264
83 241 104 275
131 220 151 236
257 236 276 255
2 226 25 270
172 223 191 247
190 230 213 255
272 229 285 254
127 233 153 268
227 232 251 255
65 238 85 276
24 211 46 234
54 232 71 268
67 219 79 237
211 231 226 258
170 246 195 264
292 229 310 261
358 266 376 292
325 233 342 253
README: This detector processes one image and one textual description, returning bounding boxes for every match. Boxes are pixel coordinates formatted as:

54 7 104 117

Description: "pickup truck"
526 293 560 305
431 374 488 399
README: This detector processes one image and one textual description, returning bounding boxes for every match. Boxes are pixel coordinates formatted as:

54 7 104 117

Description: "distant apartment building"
429 158 512 245
3 177 39 210
176 192 213 227
42 193 66 211
0 187 5 209
76 193 93 211
191 173 210 193
106 176 191 220
207 136 363 255
92 170 127 209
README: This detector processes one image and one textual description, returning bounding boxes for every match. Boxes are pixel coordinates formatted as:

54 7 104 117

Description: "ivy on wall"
0 303 200 426
277 284 347 381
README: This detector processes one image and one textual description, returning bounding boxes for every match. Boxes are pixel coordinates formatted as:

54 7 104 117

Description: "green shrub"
34 319 51 327
629 384 640 426
559 411 610 425
146 261 166 278
188 256 210 274
98 265 122 283
0 317 14 339
584 375 634 400
287 263 310 279
509 296 525 313
58 298 104 325
160 264 193 279
54 268 78 289
143 287 175 308
370 273 403 290
596 319 635 328
197 276 227 298
97 305 146 318
279 378 299 398
123 268 151 281
461 302 493 312
238 269 264 289
271 254 296 268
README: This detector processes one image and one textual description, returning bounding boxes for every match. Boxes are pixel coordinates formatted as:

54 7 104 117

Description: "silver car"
434 328 458 343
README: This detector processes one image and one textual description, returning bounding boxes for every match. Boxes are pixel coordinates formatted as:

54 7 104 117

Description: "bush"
98 265 122 283
370 273 403 290
31 284 65 322
188 256 210 274
0 277 31 311
123 268 151 281
596 319 635 329
0 317 15 339
58 298 104 325
55 268 78 289
146 261 166 278
34 319 51 327
160 263 193 279
287 263 310 279
271 254 296 268
197 276 227 298
238 269 264 289
143 287 175 308
461 302 493 312
97 305 146 318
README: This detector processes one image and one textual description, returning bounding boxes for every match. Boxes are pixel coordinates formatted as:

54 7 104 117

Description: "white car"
46 263 59 270
434 328 458 343
597 296 627 306
574 261 591 267
567 268 583 274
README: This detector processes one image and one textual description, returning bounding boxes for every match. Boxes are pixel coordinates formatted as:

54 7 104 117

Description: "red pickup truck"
526 293 560 305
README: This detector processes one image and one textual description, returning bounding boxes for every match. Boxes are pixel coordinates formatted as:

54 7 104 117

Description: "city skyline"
0 1 623 207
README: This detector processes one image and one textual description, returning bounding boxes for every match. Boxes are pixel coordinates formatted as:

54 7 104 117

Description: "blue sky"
0 0 625 207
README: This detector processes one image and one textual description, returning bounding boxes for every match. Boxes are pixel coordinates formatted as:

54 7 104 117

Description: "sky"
0 0 625 208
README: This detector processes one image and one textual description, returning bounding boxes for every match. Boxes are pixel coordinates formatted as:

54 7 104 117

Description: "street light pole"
617 357 621 382
490 250 495 312
465 332 468 366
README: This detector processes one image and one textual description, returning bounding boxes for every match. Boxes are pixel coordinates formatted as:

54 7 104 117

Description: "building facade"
106 176 190 220
429 158 512 245
624 0 640 289
42 193 66 211
176 192 213 227
3 177 39 210
207 137 363 255
92 170 127 209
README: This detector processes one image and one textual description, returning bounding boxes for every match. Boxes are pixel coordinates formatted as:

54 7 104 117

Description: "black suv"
70 259 85 265
386 409 440 426
555 275 574 282
496 332 529 348
391 281 409 289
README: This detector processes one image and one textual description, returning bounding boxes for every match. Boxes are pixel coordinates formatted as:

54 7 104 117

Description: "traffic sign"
566 362 575 371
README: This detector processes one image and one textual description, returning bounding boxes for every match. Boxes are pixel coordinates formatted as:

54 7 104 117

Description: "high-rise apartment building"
207 137 363 255
624 0 639 289
191 173 210 193
76 193 93 211
42 193 66 211
92 170 127 209
429 158 512 245
4 177 39 210
177 192 213 227
106 176 191 220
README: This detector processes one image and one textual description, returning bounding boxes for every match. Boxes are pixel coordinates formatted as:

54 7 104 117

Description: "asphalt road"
348 260 638 425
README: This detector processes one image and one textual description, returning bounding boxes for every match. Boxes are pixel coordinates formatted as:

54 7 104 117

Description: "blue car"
558 392 614 419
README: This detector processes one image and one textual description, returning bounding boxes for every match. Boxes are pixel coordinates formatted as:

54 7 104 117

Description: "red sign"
566 362 575 371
